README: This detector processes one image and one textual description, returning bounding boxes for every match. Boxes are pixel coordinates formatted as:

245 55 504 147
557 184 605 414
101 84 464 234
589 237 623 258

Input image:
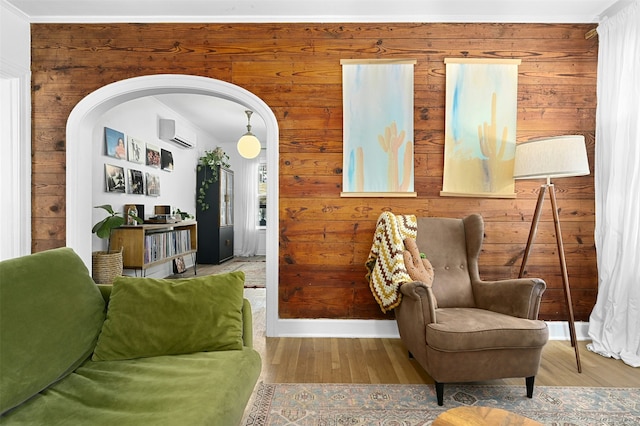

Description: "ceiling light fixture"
237 110 261 159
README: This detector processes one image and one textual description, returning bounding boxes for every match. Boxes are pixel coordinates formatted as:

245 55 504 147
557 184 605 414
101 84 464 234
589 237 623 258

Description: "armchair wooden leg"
526 376 535 398
435 382 444 406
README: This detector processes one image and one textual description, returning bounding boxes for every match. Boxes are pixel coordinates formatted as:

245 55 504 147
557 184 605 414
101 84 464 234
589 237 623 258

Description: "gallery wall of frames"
91 96 215 255
103 125 173 197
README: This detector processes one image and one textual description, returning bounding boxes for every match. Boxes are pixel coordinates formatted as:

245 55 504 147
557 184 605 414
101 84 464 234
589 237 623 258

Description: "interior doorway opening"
65 74 279 336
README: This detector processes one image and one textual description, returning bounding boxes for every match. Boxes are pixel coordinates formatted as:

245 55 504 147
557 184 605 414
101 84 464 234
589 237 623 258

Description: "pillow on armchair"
403 237 438 315
92 271 245 361
403 238 435 288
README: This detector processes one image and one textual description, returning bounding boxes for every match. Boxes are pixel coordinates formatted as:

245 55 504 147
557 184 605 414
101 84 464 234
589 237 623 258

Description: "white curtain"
236 156 260 257
588 0 640 367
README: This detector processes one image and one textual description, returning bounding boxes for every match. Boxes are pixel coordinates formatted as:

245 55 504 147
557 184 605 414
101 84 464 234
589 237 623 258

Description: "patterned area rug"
242 383 640 426
244 288 266 357
196 257 265 288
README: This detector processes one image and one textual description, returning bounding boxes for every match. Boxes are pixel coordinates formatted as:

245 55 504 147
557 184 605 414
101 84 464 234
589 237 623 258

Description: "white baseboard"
272 319 591 341
275 318 401 338
546 321 590 341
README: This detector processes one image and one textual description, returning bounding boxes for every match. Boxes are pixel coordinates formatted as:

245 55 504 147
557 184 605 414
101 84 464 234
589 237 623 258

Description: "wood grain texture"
432 406 543 425
260 338 640 387
30 22 597 321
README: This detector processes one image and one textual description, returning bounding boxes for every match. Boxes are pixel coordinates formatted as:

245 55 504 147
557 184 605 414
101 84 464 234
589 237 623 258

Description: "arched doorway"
66 74 279 336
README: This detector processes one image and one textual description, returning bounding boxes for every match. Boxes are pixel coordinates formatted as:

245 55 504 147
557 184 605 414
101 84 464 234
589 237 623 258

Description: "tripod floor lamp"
513 135 590 373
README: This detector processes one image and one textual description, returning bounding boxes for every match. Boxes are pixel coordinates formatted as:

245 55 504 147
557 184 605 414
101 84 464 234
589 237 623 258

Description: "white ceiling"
7 0 625 149
5 0 625 23
154 94 267 147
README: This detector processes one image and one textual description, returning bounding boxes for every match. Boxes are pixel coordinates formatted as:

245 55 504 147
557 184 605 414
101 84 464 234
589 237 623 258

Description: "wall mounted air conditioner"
158 118 197 149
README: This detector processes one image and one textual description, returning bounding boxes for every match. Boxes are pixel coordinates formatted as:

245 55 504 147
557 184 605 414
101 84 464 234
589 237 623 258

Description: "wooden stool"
433 406 542 426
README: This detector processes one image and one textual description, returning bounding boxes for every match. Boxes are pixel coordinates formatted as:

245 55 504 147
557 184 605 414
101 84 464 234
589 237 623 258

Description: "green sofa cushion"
0 349 262 425
92 272 245 361
0 248 106 415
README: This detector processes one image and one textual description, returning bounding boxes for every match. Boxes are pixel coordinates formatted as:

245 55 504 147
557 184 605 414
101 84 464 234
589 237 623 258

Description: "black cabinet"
196 166 234 264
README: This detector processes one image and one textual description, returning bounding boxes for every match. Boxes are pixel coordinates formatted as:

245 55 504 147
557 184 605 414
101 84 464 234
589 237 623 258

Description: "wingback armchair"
395 214 549 406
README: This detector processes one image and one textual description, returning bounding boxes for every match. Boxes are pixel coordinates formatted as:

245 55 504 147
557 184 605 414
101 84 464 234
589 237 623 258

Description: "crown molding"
23 14 602 24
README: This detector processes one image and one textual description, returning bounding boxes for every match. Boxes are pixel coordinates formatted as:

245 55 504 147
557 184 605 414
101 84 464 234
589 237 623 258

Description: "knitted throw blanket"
365 212 417 313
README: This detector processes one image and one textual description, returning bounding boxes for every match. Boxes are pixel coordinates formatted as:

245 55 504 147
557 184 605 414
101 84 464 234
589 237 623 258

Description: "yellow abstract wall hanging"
441 58 521 198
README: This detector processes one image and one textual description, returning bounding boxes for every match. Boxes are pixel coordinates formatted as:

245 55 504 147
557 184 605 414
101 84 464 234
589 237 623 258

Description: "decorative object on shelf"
237 110 261 159
155 205 171 215
514 134 590 373
173 208 194 221
147 205 176 223
91 204 142 284
197 147 230 211
145 216 178 224
124 204 139 226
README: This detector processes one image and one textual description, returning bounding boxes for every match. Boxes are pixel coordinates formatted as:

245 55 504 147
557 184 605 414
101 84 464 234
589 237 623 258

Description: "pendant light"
237 110 261 159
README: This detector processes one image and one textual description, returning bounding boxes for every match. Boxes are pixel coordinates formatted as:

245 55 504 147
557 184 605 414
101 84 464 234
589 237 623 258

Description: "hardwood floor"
240 271 638 388
257 337 639 387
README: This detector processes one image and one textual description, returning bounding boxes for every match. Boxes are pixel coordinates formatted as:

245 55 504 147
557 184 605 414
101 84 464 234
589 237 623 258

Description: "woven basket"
92 249 123 284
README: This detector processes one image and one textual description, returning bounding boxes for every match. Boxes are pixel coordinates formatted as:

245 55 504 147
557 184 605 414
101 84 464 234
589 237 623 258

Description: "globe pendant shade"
237 133 261 159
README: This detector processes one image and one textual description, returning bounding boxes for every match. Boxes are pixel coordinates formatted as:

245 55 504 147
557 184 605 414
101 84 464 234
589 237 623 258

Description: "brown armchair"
395 214 549 406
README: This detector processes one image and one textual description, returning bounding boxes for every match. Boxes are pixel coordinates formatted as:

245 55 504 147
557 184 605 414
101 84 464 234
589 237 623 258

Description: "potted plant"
173 208 194 221
197 147 230 211
91 204 142 284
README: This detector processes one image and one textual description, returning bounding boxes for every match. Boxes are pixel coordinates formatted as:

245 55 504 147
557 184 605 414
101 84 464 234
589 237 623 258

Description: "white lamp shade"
513 135 590 180
237 134 261 159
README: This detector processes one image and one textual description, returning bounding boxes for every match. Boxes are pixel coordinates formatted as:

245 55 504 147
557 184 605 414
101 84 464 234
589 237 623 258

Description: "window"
257 162 267 228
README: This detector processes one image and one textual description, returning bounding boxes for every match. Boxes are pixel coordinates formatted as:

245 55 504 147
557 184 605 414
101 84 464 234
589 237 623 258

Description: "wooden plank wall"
31 23 598 321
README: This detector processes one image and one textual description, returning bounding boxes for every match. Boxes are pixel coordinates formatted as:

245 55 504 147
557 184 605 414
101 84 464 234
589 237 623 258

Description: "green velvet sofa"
0 247 261 425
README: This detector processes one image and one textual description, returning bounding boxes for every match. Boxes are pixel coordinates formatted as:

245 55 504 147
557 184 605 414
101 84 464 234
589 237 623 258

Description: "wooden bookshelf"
110 220 197 273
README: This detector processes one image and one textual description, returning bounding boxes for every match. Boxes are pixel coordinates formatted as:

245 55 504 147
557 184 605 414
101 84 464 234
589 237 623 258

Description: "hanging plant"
197 147 230 211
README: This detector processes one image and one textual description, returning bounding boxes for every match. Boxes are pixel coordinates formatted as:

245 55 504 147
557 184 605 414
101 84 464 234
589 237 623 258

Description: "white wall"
91 94 266 276
92 96 222 276
0 2 31 260
1 2 30 70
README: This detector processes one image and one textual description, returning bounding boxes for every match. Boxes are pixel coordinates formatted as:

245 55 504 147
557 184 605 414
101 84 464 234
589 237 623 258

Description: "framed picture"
128 168 145 194
146 143 161 168
105 164 125 193
173 256 187 274
340 59 417 197
146 172 160 196
105 127 126 160
135 204 145 222
440 58 520 198
127 136 145 164
161 149 174 171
